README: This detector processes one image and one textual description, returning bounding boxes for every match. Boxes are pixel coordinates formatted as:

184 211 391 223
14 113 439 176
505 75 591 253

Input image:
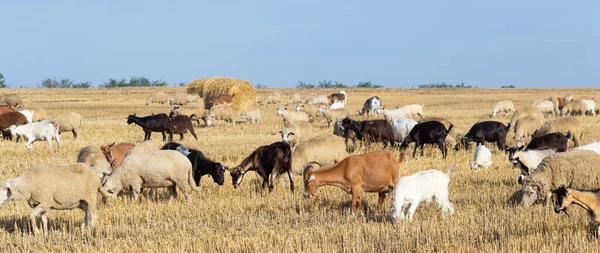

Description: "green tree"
40 77 60 88
501 85 515 88
355 81 383 88
296 81 315 88
72 81 92 88
0 73 6 88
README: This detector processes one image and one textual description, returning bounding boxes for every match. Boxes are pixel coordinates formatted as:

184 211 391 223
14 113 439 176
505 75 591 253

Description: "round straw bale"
187 77 255 112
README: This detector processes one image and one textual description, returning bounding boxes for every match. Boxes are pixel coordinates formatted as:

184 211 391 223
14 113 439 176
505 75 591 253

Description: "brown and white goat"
101 142 136 169
303 150 404 213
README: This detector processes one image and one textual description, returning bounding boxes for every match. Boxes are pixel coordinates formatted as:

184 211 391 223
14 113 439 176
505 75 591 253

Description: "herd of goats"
1 91 600 237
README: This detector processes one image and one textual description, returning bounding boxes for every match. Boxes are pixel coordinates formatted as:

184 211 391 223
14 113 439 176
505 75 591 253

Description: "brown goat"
0 104 14 115
168 113 198 141
327 92 346 104
303 150 403 213
100 142 136 169
0 111 28 141
557 97 566 110
211 94 235 106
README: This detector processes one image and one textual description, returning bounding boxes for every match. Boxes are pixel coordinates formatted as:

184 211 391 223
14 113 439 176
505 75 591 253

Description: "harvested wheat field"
1 87 600 252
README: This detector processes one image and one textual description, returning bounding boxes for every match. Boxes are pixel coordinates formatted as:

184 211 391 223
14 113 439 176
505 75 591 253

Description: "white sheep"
240 108 261 124
468 145 492 170
296 104 323 122
124 140 164 157
491 100 516 117
286 93 302 106
305 95 329 105
6 120 61 150
581 99 597 116
576 142 600 155
318 106 349 127
52 112 82 139
77 146 112 179
277 107 309 125
391 166 456 222
401 104 425 118
533 100 555 116
561 100 587 116
206 104 235 127
391 118 417 141
375 107 408 122
100 150 200 203
0 163 102 234
262 93 282 106
513 115 543 142
280 121 313 151
291 134 348 174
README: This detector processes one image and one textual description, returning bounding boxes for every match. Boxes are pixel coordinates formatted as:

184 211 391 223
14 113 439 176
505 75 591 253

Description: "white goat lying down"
391 166 456 222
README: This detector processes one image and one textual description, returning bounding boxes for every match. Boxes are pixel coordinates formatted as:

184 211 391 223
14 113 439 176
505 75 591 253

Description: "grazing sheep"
564 95 575 102
513 115 543 143
318 106 349 127
358 96 382 116
255 93 264 106
521 150 600 206
305 95 329 105
533 100 555 116
100 150 200 203
0 93 24 109
0 163 101 234
6 120 61 150
376 107 409 122
146 92 168 106
30 107 48 122
391 166 455 222
240 108 261 124
561 100 587 116
0 111 28 141
280 120 313 151
548 97 560 113
491 100 516 117
186 94 201 104
124 140 164 157
100 142 136 169
468 145 492 170
581 99 597 116
262 93 282 106
77 146 112 179
291 134 348 174
532 116 583 146
507 106 544 132
286 93 302 106
401 104 425 118
391 118 418 142
167 92 189 106
205 104 235 127
277 107 309 125
52 112 82 140
296 104 323 122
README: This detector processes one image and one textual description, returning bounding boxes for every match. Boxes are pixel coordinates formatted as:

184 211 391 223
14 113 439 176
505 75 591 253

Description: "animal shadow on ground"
0 215 86 235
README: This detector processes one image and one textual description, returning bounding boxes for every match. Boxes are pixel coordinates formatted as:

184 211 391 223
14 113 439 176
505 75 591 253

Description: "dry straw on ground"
187 77 256 112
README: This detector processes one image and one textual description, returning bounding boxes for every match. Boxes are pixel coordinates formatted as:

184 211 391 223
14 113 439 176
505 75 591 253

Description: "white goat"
18 110 34 123
509 148 555 182
391 166 455 222
375 107 408 122
391 118 417 142
468 145 492 170
329 100 345 109
6 120 61 150
581 99 597 116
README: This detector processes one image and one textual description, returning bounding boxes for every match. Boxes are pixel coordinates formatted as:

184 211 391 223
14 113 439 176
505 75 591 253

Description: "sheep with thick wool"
491 100 516 117
318 106 349 127
521 150 600 206
280 120 313 151
77 146 112 179
0 163 102 234
286 93 302 106
391 166 455 222
100 150 200 203
581 99 597 116
507 106 544 132
52 112 82 140
206 104 235 127
291 135 348 174
532 116 583 146
240 108 261 124
296 104 323 122
277 107 309 125
146 92 168 106
561 100 587 116
533 100 555 116
401 104 425 118
513 115 543 143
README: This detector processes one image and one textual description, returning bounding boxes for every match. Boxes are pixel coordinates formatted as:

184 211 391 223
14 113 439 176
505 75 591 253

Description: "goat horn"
562 209 570 217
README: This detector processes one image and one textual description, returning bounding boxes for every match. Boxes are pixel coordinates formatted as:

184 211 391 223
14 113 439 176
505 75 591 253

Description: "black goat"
400 121 452 159
127 113 171 141
456 121 507 151
340 117 396 149
168 112 198 141
230 141 293 193
161 142 226 186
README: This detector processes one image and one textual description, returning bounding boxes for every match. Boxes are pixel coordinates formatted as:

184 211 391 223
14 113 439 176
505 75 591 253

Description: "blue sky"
1 1 598 88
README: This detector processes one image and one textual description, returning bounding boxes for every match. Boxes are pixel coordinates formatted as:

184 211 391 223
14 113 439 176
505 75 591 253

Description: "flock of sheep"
1 90 600 238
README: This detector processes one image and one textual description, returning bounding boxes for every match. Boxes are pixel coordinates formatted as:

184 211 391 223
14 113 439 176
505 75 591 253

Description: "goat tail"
447 124 454 133
565 131 572 140
446 166 457 177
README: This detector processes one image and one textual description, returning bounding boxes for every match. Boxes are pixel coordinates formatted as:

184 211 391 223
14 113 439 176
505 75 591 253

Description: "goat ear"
108 142 116 148
307 175 315 183
288 132 295 136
